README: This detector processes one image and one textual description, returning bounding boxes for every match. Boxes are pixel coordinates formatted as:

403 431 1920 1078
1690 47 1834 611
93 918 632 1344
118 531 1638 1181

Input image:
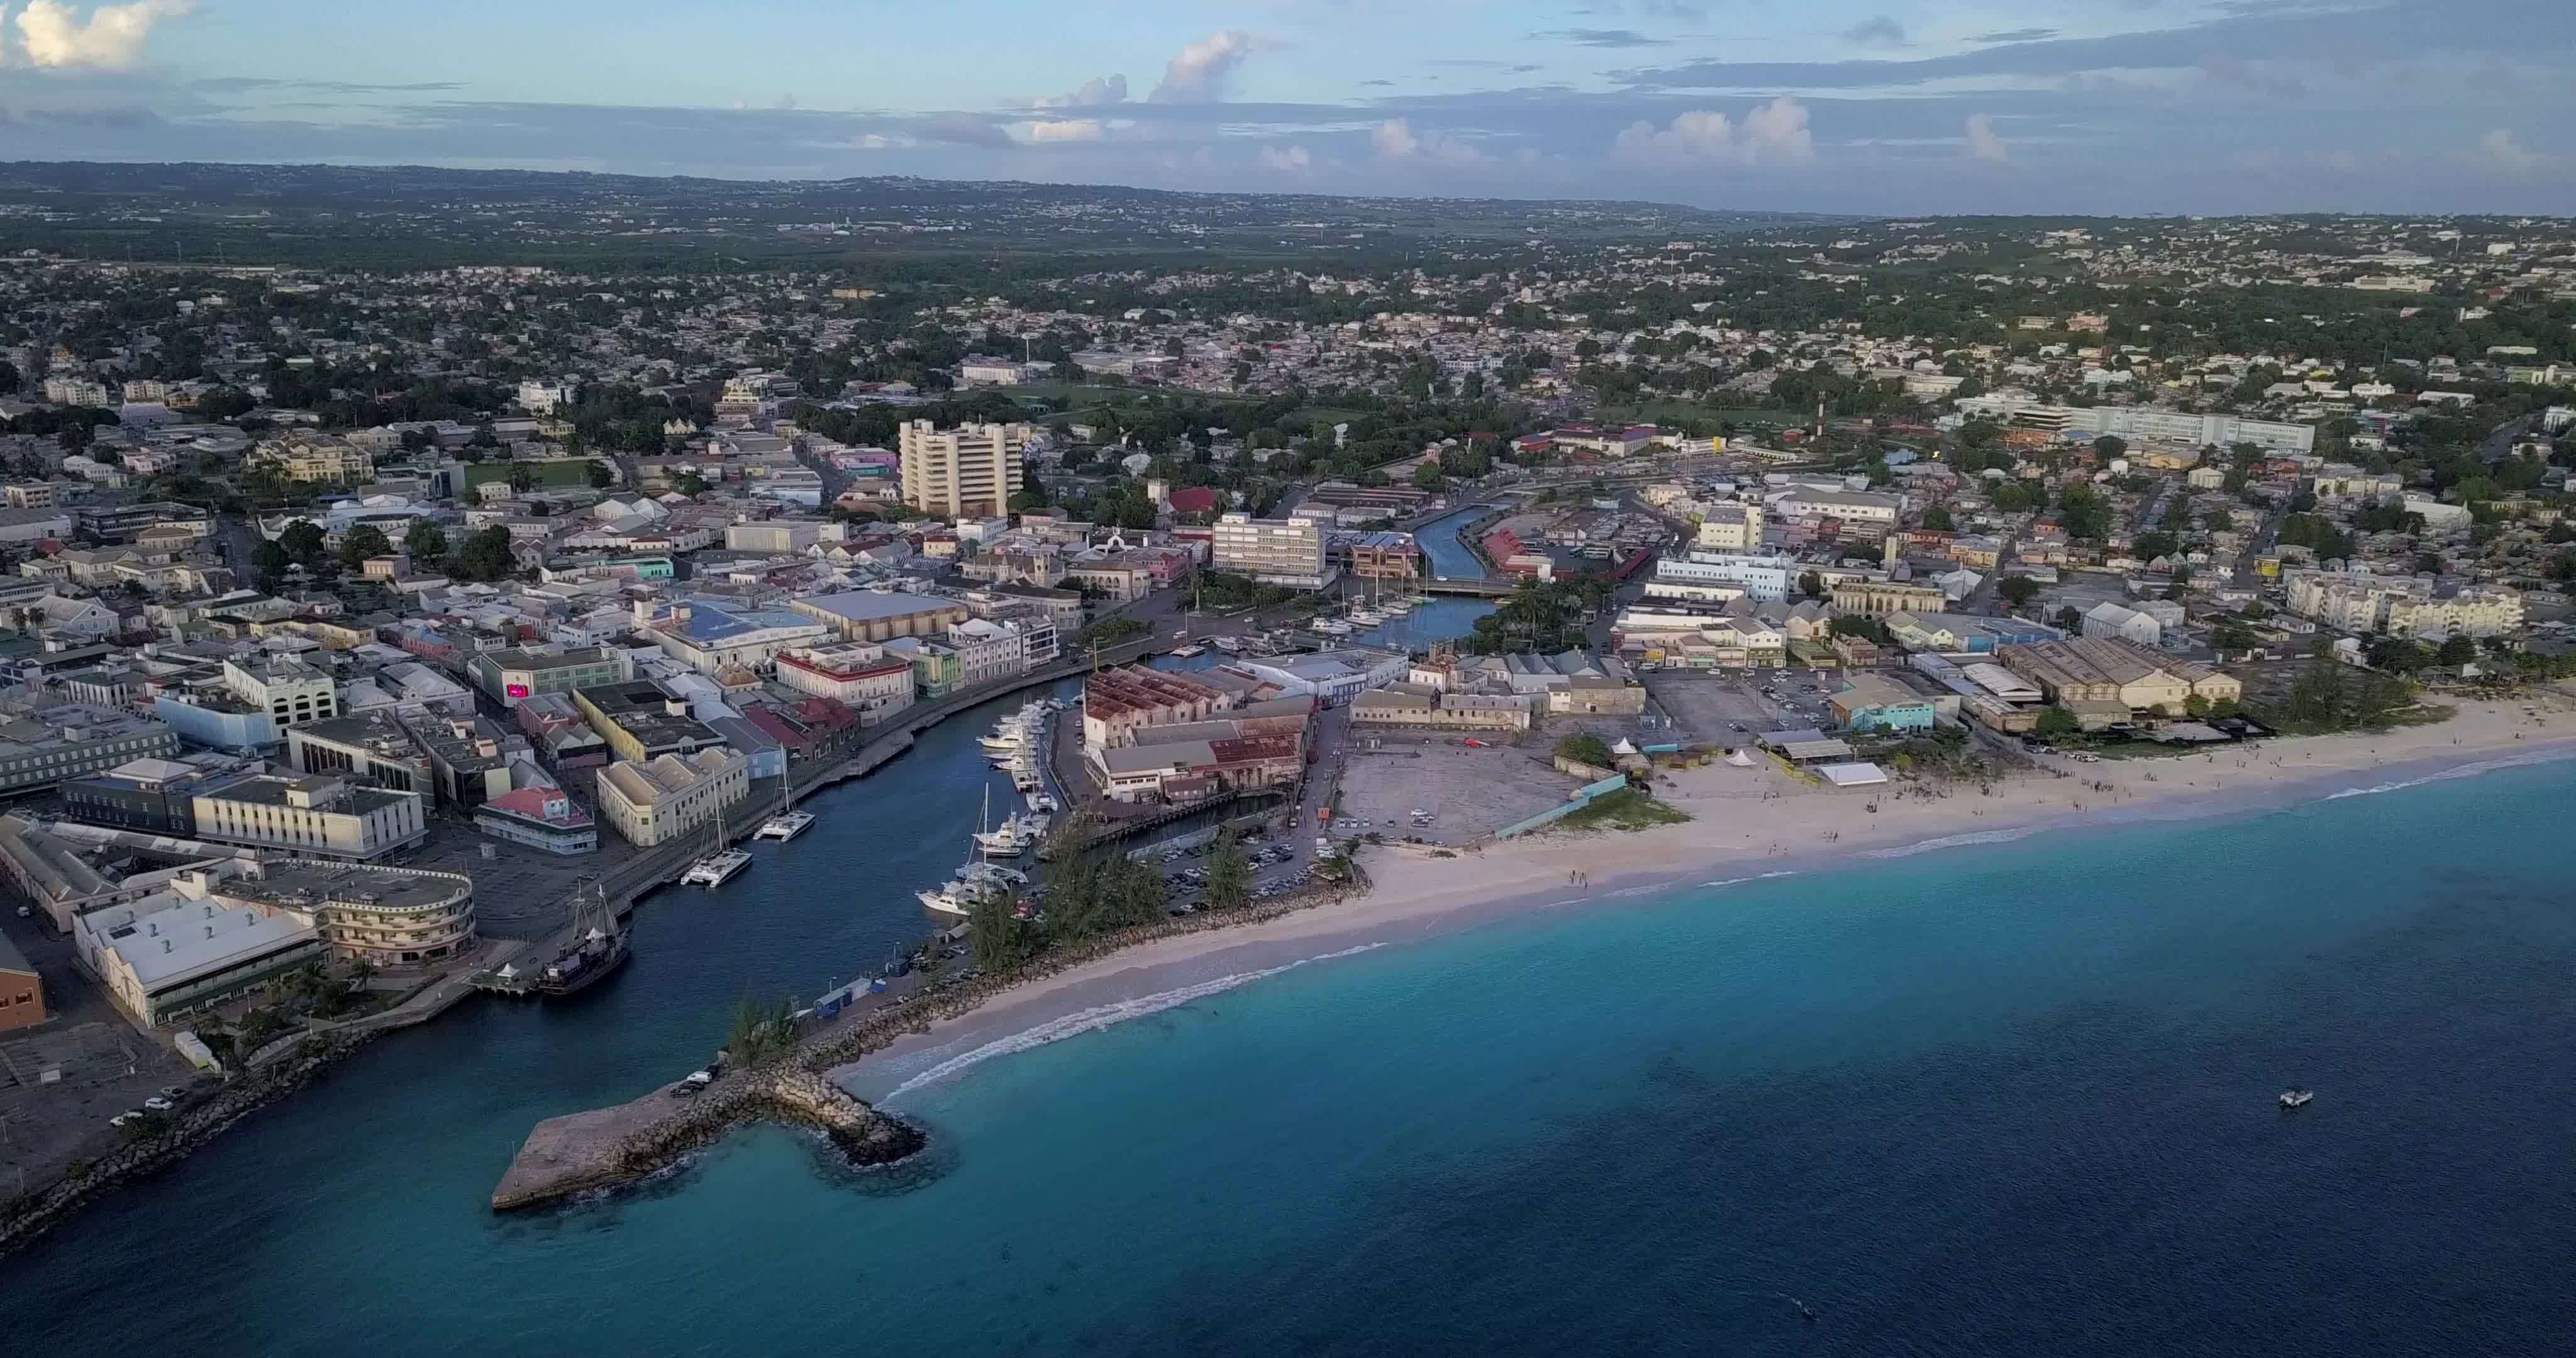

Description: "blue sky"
0 0 2568 214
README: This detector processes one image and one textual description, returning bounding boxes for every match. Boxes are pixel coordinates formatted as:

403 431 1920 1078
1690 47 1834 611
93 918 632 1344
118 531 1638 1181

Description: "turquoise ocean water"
7 754 2576 1356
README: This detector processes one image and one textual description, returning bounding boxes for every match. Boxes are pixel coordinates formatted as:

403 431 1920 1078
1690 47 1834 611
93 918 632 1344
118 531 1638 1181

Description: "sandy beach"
835 691 2576 1100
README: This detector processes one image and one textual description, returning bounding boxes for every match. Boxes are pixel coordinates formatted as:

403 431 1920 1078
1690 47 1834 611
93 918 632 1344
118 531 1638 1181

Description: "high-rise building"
1211 512 1333 590
898 421 1031 517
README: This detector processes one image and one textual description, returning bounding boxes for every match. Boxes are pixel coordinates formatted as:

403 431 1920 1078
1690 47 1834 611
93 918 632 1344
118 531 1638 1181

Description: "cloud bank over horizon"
0 0 2565 216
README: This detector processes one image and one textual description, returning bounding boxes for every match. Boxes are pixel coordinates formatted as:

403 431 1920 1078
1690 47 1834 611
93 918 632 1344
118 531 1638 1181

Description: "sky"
0 0 2567 216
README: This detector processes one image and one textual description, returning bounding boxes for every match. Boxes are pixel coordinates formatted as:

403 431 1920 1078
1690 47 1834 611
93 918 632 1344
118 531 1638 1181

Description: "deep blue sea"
7 750 2576 1357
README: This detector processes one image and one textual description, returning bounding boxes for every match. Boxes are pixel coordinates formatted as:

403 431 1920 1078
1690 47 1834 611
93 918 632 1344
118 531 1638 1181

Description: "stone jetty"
491 1068 921 1211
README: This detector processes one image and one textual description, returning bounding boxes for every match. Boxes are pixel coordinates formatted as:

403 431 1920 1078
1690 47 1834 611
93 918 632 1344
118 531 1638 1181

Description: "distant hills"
0 160 1867 270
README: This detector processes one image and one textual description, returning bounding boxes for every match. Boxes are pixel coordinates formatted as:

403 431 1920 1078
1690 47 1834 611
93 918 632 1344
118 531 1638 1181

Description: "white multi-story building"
1654 552 1797 604
2285 571 2524 639
1770 489 1901 527
516 378 579 414
1211 512 1333 590
898 420 1031 517
222 657 340 729
945 617 1031 687
774 642 919 724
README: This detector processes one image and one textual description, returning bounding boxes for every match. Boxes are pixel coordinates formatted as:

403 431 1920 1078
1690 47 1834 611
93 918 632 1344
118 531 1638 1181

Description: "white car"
143 1096 175 1112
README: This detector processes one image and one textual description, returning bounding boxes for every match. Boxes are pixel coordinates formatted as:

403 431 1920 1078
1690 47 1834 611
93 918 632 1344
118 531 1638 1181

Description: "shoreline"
832 695 2576 1104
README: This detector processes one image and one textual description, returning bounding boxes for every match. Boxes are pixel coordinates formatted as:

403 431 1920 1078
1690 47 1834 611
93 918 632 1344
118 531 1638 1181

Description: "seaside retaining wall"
1 1032 374 1257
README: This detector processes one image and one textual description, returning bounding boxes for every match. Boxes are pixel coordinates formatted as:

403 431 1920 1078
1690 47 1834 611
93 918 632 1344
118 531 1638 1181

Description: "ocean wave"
2324 748 2573 800
1863 827 2040 859
1699 871 1801 888
879 942 1386 1104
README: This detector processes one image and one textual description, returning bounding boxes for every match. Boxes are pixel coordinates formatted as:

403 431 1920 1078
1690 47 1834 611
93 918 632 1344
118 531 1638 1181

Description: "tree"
1828 614 1890 643
457 525 518 582
1204 832 1251 912
1797 570 1824 601
1555 732 1614 767
404 520 448 560
2092 435 2128 461
2053 605 2083 631
338 524 391 570
1919 503 1955 532
672 470 709 497
277 520 328 566
1410 461 1446 492
587 461 617 489
2035 707 2079 738
1998 575 2041 609
2436 635 2479 668
250 539 292 586
967 893 1038 972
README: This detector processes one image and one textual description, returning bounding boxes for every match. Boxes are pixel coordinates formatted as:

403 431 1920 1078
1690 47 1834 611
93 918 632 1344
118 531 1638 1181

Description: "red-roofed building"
473 786 598 856
1167 486 1222 516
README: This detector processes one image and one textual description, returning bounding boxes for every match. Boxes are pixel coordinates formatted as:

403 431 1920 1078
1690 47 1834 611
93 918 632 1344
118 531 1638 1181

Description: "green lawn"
463 458 601 489
1552 788 1693 833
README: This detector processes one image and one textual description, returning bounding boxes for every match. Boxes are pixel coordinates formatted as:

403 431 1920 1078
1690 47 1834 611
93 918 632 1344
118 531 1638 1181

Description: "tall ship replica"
536 879 629 997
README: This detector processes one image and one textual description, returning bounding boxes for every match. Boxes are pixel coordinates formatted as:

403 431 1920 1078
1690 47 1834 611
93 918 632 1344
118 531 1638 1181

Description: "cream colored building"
252 431 374 484
1693 502 1765 551
223 656 340 728
191 774 431 860
2285 570 2524 639
595 747 750 846
898 420 1031 517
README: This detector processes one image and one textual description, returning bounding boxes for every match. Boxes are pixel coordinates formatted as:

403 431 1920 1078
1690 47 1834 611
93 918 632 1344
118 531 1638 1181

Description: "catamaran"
681 809 752 887
754 773 814 841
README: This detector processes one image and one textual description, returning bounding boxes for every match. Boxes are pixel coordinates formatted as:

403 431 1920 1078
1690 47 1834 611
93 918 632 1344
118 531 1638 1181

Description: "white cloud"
1151 30 1260 102
1371 118 1485 165
2475 128 2540 174
1022 119 1106 144
1037 74 1128 109
1258 143 1314 173
14 0 192 72
1965 113 2009 163
1613 97 1814 167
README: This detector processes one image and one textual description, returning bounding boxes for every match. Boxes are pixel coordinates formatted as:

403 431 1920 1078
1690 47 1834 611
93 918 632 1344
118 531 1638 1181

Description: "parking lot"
1336 729 1577 844
1644 669 1840 743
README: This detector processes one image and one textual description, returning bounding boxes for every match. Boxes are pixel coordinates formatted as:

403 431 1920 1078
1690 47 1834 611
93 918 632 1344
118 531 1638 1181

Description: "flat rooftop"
224 861 469 912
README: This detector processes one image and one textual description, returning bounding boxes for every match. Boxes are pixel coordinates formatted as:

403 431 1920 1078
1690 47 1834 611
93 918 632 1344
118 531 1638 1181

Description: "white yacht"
682 848 752 888
1347 608 1386 627
1211 636 1246 654
1379 595 1416 615
979 721 1035 754
917 861 1028 916
1309 618 1353 636
973 812 1050 858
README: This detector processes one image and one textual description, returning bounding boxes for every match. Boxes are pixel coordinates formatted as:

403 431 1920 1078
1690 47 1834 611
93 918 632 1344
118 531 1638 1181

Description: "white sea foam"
1863 827 2040 859
2323 748 2570 800
1699 871 1799 888
879 942 1386 1104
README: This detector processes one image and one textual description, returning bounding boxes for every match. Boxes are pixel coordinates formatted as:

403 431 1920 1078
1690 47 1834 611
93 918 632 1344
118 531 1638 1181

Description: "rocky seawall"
489 876 1368 1213
0 1032 375 1259
491 1068 921 1211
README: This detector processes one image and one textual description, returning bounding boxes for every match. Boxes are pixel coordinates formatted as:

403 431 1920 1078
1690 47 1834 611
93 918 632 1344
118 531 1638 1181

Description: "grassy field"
463 458 600 489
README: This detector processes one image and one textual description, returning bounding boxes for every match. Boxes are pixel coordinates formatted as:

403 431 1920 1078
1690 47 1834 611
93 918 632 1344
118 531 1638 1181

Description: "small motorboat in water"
2279 1089 2314 1109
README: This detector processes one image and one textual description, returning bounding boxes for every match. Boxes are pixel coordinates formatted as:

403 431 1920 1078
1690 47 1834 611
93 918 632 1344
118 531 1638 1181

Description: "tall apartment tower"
899 421 1029 518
